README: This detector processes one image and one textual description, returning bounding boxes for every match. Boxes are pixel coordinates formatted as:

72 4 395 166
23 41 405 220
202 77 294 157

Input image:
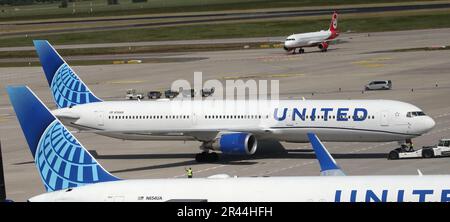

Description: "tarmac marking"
427 126 450 135
223 73 304 80
351 61 385 68
263 141 395 175
172 164 227 178
433 112 450 118
0 114 11 122
0 73 39 80
256 55 304 62
351 56 393 68
262 160 316 176
436 119 450 125
107 80 145 84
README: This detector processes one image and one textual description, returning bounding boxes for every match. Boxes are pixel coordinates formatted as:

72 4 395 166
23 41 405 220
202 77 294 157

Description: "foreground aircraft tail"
33 40 102 108
7 86 118 192
328 11 338 33
307 133 345 176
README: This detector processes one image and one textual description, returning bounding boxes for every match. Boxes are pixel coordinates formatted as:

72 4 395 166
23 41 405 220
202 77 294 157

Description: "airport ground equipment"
388 139 450 159
126 89 144 100
201 87 215 97
164 89 179 98
147 91 162 99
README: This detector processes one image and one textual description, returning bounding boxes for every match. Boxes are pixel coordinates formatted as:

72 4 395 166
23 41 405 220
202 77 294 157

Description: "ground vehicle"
164 89 179 98
365 80 392 90
126 89 144 100
388 139 450 160
181 89 195 98
202 87 215 97
147 91 162 99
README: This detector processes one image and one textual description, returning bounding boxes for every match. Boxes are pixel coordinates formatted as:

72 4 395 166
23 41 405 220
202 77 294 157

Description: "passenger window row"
299 115 375 120
205 115 268 119
108 115 190 120
107 115 376 120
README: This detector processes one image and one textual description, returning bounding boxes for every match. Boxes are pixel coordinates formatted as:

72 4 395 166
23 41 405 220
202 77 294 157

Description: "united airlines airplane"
6 86 450 202
33 40 434 162
284 11 339 54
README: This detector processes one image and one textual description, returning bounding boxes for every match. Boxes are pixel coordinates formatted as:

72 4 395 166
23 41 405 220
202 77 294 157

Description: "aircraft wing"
307 37 345 46
307 40 322 46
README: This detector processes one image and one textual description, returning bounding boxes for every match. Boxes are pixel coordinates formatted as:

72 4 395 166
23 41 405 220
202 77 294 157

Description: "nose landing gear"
387 139 416 160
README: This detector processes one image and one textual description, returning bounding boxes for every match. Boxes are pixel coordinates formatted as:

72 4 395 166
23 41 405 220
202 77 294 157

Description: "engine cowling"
203 133 258 155
283 46 292 51
318 42 329 50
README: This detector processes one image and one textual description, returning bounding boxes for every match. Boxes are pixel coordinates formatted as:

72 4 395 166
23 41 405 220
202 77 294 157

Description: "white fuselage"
29 175 450 202
53 99 435 142
284 30 332 49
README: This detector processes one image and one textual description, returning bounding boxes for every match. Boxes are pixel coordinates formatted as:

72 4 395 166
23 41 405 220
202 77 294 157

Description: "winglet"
7 85 119 192
307 133 345 176
33 40 102 108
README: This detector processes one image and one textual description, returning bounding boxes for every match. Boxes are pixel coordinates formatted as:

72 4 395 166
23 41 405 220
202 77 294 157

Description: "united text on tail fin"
33 40 102 109
7 86 118 192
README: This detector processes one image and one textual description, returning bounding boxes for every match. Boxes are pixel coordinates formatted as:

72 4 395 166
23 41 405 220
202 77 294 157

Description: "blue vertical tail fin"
33 40 102 108
307 133 345 176
7 85 118 192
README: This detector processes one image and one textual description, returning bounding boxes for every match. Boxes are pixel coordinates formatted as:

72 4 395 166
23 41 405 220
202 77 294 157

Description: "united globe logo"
50 63 96 108
35 121 103 191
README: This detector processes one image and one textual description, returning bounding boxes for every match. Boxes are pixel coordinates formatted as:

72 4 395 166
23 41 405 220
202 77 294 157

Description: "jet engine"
318 42 329 51
202 133 257 155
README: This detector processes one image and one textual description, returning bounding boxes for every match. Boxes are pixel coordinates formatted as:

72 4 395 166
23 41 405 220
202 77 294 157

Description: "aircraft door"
95 110 104 127
191 111 197 126
380 111 389 126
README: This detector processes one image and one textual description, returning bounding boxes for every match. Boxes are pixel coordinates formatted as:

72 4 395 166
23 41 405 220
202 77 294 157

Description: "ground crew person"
409 141 414 151
406 139 414 151
185 167 193 178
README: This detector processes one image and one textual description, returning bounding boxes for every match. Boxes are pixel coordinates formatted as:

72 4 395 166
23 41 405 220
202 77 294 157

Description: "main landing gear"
293 48 305 54
195 151 219 163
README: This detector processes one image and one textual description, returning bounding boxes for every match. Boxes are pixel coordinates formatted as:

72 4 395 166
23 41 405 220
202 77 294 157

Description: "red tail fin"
329 11 338 32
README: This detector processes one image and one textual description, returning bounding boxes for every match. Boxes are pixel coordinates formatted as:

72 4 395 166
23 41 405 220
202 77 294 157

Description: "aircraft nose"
427 116 436 131
420 116 435 134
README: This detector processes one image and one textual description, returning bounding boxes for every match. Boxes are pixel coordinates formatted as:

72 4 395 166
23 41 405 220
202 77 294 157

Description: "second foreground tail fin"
33 40 102 108
307 133 345 176
7 86 118 192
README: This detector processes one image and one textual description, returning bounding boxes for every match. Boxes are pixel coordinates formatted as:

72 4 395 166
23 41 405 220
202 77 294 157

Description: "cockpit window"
406 111 426 117
285 38 295 41
438 140 450 147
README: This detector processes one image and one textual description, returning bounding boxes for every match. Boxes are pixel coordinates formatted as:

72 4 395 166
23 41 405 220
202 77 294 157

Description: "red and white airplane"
284 11 339 54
